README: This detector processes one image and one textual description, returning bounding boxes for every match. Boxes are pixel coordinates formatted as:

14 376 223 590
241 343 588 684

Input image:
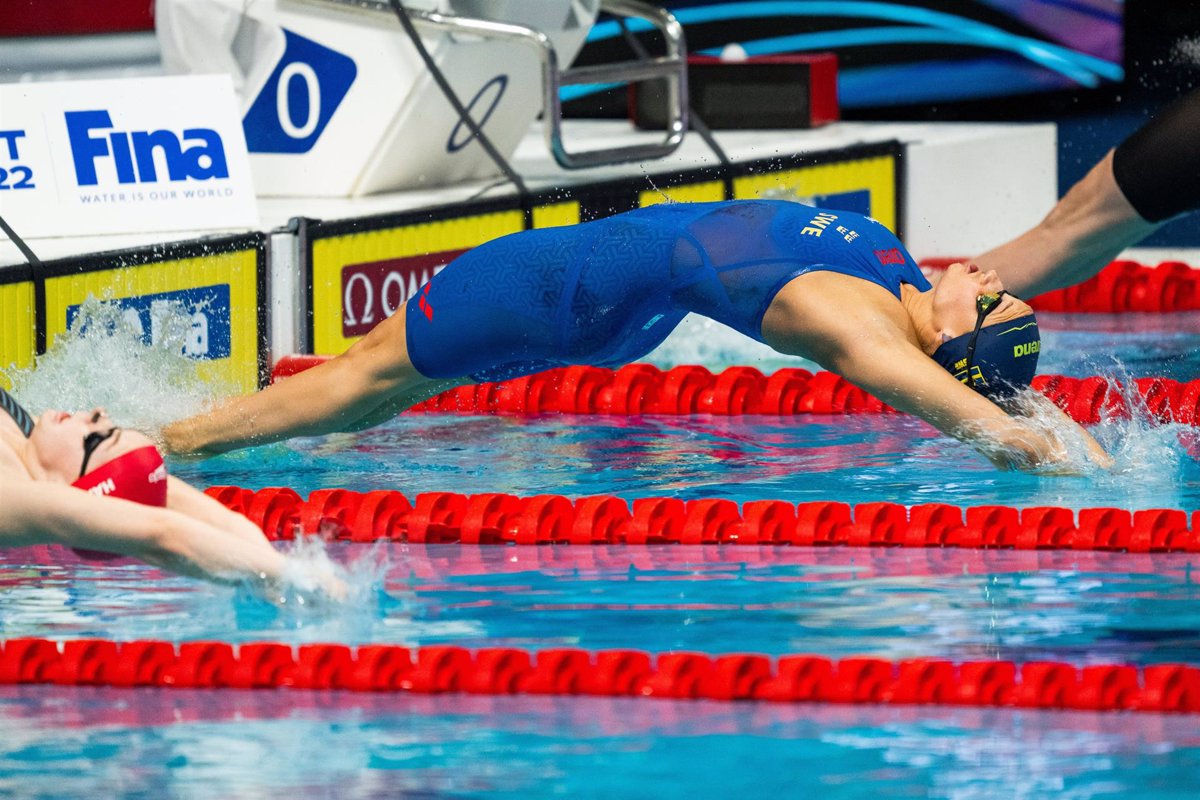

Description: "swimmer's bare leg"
973 150 1157 298
341 378 462 432
164 305 468 455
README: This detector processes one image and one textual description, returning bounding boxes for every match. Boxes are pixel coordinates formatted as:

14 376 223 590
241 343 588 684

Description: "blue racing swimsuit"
405 200 931 382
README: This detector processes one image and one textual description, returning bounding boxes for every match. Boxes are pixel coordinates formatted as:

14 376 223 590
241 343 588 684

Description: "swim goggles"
963 291 1008 390
79 427 119 478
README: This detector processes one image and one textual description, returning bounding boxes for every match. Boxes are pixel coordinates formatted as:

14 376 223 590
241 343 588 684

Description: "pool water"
2 687 1198 800
3 546 1199 663
4 312 1200 797
184 407 1200 512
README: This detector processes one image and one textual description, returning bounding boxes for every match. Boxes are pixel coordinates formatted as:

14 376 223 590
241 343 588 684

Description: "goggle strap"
79 427 119 478
964 291 1008 388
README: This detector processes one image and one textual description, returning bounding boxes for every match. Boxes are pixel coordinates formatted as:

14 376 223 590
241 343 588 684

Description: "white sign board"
0 75 258 239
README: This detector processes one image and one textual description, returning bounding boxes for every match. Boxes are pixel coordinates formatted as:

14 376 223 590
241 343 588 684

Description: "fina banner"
0 75 258 239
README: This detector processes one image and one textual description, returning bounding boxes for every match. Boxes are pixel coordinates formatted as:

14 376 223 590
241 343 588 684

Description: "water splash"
1071 357 1194 479
1 295 225 435
977 360 1198 499
235 536 390 641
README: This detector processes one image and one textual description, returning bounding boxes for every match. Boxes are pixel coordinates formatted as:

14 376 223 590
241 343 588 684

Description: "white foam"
2 296 222 435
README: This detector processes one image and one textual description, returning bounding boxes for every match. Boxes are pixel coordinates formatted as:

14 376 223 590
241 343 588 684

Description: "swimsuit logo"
418 284 434 321
874 248 905 266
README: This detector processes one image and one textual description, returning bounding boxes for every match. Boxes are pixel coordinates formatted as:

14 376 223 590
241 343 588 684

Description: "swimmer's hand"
974 394 1114 474
267 557 349 605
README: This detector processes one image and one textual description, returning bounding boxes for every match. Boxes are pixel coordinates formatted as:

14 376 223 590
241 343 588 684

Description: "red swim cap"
71 445 169 507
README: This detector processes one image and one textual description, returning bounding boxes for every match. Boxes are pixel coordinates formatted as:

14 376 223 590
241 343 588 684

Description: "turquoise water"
3 546 1199 663
3 544 1200 798
2 687 1198 799
4 312 1200 797
183 411 1200 511
2 546 1200 796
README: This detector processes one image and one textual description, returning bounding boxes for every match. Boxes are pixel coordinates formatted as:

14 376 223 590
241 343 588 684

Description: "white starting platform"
0 0 1059 395
0 116 1056 394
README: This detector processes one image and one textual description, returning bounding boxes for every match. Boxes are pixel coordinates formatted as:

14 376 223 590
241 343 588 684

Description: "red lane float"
2 637 1197 713
1 0 154 37
271 355 1200 427
206 486 1200 553
920 258 1200 313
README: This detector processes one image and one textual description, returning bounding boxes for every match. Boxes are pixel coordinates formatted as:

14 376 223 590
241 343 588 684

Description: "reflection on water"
1 685 1198 800
3 546 1199 665
179 408 1200 512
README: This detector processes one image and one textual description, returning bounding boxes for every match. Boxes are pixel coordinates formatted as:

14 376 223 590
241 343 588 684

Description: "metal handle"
282 0 689 169
545 0 688 169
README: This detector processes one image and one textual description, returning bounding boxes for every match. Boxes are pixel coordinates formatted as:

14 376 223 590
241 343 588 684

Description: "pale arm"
828 334 1111 472
166 475 270 545
1 480 288 584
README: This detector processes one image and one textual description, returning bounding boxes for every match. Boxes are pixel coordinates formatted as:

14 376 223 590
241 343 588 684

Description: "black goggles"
964 291 1008 390
79 427 119 478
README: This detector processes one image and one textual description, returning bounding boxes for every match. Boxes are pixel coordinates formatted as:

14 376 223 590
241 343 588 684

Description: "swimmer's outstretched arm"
976 86 1200 295
764 280 1111 473
164 306 451 455
836 337 1109 472
0 480 289 585
166 476 272 545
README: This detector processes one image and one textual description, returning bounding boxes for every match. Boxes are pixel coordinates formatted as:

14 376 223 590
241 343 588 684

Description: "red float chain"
921 258 1200 313
273 359 1199 428
205 485 1200 553
2 637 1196 713
0 0 154 36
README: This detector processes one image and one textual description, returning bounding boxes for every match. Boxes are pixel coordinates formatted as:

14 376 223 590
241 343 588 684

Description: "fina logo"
65 110 229 186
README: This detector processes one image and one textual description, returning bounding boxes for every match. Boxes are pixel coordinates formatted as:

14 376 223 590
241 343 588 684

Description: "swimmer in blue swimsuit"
166 200 1111 472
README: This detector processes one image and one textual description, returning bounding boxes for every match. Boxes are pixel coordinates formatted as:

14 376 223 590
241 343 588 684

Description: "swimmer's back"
404 200 928 380
663 200 930 340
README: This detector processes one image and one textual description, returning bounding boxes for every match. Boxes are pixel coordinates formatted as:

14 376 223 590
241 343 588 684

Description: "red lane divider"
2 637 1197 713
409 363 896 417
1 1 154 37
921 258 1200 313
206 486 1200 554
273 358 1200 428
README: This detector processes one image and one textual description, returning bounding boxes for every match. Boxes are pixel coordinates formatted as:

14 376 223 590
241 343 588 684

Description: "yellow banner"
40 246 262 393
532 201 580 229
0 280 36 389
639 180 725 208
733 154 899 233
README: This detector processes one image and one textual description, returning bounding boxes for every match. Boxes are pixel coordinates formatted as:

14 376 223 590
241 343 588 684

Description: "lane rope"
202 486 1200 553
3 637 1197 713
273 358 1199 427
